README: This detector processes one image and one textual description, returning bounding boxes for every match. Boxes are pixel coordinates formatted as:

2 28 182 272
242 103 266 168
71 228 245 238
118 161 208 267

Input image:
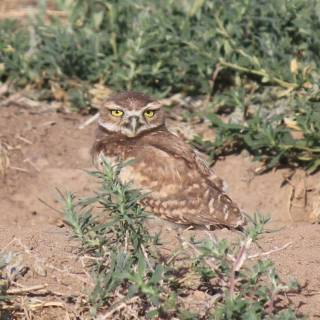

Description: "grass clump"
1 1 320 172
63 159 302 319
193 102 320 173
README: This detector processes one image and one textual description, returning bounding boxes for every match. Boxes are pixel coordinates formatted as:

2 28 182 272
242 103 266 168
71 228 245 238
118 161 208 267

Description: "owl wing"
193 149 227 191
140 130 245 228
144 130 224 190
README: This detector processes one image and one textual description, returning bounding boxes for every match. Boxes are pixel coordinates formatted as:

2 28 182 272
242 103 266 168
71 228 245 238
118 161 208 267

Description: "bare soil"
0 103 319 319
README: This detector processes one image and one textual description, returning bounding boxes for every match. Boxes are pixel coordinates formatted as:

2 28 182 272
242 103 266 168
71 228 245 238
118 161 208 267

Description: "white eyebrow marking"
144 101 162 110
103 102 123 110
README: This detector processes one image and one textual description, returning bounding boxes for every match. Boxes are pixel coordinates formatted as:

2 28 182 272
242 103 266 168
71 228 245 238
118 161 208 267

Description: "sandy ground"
0 104 319 318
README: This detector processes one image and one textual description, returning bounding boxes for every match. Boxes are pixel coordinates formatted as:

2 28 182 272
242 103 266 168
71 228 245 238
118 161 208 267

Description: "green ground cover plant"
62 159 301 319
0 0 319 170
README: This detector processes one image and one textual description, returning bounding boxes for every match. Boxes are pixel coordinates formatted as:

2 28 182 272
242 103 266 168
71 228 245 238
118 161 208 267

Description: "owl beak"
127 116 140 136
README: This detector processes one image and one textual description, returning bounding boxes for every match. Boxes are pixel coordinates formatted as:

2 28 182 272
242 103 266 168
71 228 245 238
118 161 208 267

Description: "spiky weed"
63 159 302 319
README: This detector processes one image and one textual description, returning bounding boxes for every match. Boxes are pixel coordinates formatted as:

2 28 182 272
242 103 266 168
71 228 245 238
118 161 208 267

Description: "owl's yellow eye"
110 110 124 117
144 110 155 118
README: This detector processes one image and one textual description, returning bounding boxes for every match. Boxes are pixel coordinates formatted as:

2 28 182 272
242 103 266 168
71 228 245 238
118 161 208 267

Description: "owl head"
98 91 165 138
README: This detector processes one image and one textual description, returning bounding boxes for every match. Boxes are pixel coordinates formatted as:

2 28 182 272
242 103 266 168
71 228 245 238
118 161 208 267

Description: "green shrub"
1 0 320 171
2 0 320 95
63 160 301 319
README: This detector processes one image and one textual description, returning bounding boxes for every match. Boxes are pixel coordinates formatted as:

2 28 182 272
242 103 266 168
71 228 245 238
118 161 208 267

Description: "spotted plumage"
91 91 246 229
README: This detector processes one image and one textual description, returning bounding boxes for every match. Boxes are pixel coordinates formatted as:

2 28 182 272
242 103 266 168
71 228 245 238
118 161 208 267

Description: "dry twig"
78 113 100 129
7 284 47 295
248 241 293 259
97 296 140 320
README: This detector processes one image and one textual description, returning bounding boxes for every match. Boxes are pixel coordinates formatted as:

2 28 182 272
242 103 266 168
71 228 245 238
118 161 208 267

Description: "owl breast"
95 143 183 194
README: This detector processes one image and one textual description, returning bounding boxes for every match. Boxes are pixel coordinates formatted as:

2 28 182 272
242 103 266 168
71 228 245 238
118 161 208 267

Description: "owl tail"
209 190 247 230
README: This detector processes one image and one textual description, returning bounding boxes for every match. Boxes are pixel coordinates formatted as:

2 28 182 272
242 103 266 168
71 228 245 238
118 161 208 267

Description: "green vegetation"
62 159 301 319
193 104 320 173
1 0 319 171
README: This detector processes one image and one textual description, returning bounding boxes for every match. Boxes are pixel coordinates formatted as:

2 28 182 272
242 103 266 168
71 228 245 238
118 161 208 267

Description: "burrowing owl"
91 91 246 229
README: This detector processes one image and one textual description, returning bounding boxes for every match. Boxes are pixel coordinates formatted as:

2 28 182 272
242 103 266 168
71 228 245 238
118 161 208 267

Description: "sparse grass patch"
63 159 302 319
